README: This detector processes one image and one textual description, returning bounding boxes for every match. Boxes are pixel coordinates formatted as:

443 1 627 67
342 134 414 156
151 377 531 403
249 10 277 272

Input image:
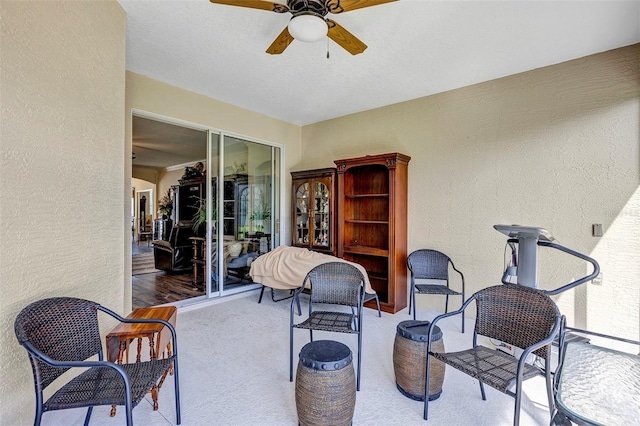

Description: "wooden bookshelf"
335 153 411 314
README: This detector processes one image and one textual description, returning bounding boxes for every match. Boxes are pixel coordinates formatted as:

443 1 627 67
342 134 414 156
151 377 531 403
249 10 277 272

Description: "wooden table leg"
151 384 159 410
136 338 143 363
147 334 159 411
148 334 156 360
167 342 174 375
110 339 127 417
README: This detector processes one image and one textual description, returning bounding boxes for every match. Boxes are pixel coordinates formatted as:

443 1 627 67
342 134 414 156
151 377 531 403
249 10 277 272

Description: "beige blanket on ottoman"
249 245 375 294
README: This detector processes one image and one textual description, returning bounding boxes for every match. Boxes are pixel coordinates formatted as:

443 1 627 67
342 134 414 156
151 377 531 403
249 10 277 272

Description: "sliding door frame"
208 131 284 298
131 109 284 304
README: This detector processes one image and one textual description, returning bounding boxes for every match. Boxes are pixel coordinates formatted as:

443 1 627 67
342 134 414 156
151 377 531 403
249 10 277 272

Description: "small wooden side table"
106 306 177 415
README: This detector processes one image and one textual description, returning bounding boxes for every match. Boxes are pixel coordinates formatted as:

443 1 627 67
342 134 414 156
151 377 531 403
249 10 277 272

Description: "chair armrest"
427 294 476 351
152 240 173 251
517 314 562 374
290 279 308 318
450 260 465 293
21 339 130 376
21 339 136 405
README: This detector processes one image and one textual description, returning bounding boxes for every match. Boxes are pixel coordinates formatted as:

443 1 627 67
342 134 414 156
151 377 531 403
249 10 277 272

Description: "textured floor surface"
42 291 554 425
132 251 160 275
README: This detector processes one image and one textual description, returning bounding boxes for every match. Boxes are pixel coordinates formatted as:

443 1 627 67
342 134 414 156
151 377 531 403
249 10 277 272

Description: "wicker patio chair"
408 249 465 332
423 284 561 426
289 262 366 391
14 297 181 426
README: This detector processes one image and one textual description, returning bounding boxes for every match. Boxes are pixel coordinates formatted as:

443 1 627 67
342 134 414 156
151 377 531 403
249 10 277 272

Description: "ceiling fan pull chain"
326 37 330 59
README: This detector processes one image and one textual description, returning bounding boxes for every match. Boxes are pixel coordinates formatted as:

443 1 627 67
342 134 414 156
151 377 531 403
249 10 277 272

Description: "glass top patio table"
555 341 640 425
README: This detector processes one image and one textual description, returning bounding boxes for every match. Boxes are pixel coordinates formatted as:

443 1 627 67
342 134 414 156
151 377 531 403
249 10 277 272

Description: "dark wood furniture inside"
173 174 248 237
222 174 248 239
190 235 261 289
190 236 207 288
173 176 205 224
153 218 172 241
335 152 411 314
291 168 336 255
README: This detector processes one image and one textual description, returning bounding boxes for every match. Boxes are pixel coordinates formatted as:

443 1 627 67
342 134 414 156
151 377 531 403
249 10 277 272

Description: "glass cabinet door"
313 181 330 249
295 182 310 245
291 168 336 255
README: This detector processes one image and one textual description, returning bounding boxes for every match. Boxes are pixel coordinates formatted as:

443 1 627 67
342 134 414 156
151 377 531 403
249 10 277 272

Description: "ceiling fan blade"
209 0 289 13
266 26 294 55
327 20 367 55
328 0 397 13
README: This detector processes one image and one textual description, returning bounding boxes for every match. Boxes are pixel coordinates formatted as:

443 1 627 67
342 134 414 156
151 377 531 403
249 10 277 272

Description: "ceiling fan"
209 0 397 55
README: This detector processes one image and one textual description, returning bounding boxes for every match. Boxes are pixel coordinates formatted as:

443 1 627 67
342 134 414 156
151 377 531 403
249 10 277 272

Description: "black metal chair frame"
295 287 381 318
423 284 561 426
14 297 181 426
408 249 465 332
289 262 366 391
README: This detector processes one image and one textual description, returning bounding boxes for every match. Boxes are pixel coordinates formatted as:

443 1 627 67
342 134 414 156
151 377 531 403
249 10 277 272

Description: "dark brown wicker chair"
14 297 181 426
423 284 561 426
289 262 366 391
408 249 465 332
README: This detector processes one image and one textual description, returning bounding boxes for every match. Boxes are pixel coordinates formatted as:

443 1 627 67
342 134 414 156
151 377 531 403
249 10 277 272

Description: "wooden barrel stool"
393 320 445 401
295 340 356 426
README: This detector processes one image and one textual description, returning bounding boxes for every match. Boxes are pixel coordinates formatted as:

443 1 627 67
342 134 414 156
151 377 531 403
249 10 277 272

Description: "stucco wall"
301 44 640 339
0 1 126 424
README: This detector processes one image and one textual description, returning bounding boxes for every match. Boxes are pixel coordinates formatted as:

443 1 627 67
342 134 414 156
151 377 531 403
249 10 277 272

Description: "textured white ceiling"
119 0 640 126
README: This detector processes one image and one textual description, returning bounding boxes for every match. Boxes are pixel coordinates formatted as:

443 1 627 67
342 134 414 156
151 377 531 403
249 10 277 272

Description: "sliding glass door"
131 110 283 308
205 132 281 296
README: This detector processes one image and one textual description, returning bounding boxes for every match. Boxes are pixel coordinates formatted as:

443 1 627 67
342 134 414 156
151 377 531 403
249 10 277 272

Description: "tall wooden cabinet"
222 174 248 238
173 176 205 224
335 153 411 314
172 174 248 238
291 168 336 255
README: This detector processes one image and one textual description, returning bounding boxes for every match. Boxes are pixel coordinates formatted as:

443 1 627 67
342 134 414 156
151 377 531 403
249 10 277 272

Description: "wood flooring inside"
131 237 254 310
132 271 205 309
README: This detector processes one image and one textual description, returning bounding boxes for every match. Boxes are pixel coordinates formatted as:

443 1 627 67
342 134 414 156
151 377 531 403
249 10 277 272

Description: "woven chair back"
474 285 560 359
408 249 450 281
306 262 364 307
14 297 103 390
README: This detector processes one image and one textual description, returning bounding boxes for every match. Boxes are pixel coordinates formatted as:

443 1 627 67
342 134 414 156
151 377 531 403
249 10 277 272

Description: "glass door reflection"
205 134 280 295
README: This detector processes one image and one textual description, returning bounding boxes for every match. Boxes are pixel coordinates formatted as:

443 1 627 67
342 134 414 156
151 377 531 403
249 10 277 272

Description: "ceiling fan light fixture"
288 13 327 43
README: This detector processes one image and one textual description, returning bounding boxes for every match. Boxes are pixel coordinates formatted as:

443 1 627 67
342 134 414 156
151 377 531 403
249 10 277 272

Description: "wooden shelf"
345 193 389 198
336 152 410 314
345 219 389 225
343 245 389 256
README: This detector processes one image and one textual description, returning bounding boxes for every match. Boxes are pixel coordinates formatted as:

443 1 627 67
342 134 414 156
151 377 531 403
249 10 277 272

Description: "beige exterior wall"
0 1 127 424
2 0 637 422
302 44 640 339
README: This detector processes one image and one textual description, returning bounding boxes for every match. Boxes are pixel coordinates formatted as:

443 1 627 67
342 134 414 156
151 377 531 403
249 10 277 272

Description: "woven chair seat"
415 284 461 295
46 358 173 410
294 311 357 333
433 346 541 393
